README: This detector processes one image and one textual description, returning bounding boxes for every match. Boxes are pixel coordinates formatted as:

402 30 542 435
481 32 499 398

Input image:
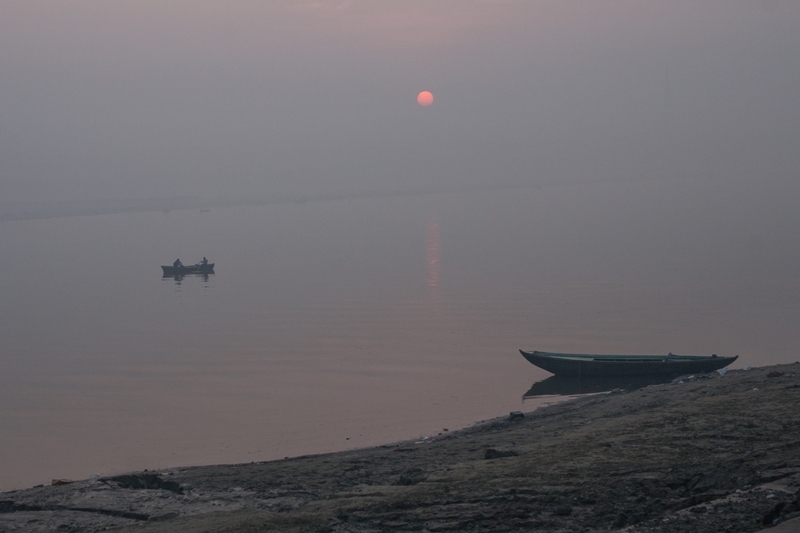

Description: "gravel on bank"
1 363 799 533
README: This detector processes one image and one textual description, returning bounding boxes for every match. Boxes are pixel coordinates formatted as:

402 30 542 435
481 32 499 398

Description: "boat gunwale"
525 350 733 363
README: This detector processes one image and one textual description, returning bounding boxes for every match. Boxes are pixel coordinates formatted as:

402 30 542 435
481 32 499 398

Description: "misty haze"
1 3 799 529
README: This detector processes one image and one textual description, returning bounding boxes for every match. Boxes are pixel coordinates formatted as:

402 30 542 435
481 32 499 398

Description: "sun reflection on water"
426 215 442 309
426 216 441 288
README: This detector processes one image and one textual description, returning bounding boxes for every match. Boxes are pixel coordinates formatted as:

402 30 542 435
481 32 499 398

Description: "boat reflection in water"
523 373 677 399
162 271 213 284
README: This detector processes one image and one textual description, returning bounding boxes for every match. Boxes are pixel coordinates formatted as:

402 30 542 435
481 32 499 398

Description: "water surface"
1 183 797 490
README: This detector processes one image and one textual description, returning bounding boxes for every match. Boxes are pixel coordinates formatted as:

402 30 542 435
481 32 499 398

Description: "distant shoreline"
0 185 530 222
0 175 681 222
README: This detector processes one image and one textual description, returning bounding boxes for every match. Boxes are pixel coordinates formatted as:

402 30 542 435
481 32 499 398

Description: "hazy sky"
1 1 798 206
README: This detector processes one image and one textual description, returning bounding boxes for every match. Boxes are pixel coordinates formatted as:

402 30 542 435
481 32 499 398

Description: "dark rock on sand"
110 474 183 494
483 448 518 459
394 467 427 486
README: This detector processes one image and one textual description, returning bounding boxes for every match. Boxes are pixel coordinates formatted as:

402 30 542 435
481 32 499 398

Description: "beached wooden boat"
161 263 214 276
520 350 737 377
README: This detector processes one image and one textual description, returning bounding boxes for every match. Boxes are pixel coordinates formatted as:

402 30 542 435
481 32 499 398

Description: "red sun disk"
417 91 434 106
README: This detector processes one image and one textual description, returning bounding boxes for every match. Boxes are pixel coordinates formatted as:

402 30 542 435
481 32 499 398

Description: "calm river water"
1 182 798 490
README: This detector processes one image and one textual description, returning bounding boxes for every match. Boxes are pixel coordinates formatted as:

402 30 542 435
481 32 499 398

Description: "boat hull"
161 264 214 276
520 350 737 377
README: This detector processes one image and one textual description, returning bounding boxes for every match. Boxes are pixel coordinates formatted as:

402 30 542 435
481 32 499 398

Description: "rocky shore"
2 363 799 532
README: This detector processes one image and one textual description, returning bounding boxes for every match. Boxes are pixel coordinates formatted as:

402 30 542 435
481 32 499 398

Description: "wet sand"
2 363 799 532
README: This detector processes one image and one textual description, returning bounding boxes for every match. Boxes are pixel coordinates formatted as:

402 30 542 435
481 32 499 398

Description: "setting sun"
417 90 434 106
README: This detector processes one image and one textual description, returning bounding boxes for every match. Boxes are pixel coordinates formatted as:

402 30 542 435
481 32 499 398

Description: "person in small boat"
199 257 208 266
173 258 183 268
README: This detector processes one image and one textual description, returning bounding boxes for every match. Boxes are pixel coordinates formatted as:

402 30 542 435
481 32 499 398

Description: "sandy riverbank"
2 363 799 532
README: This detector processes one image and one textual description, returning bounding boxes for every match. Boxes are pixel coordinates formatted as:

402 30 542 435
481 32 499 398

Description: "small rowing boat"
520 350 737 377
161 263 215 276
